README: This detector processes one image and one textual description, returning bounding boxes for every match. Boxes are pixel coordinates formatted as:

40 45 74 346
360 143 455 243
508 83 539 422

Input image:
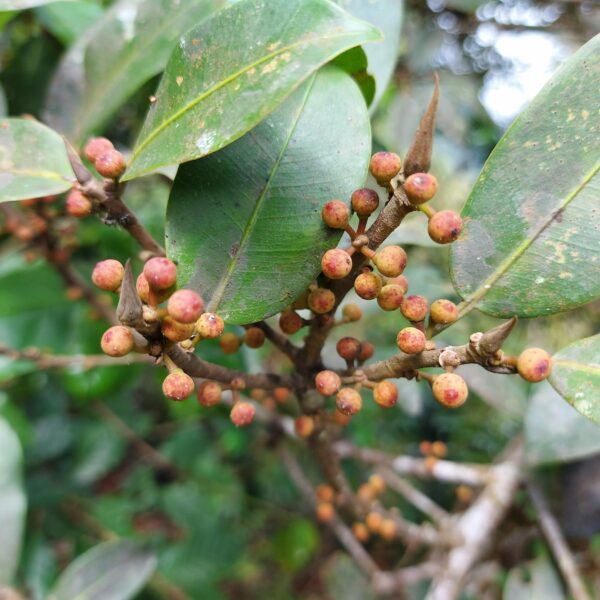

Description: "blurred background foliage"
0 1 599 598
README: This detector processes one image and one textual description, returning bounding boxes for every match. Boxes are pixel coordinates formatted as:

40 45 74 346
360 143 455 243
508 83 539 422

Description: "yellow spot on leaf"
176 76 184 87
261 59 278 74
582 110 590 120
267 41 281 51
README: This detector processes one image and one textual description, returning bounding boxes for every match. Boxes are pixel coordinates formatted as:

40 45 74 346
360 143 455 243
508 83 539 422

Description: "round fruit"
66 189 92 217
95 149 126 179
84 137 114 162
517 348 553 382
143 257 177 290
163 370 195 401
336 387 362 416
342 303 362 322
428 210 463 244
321 248 352 280
295 415 315 437
374 246 407 277
244 327 266 349
322 200 350 229
351 188 379 216
400 295 429 322
373 380 398 408
316 502 335 523
273 387 290 403
396 327 426 354
161 316 195 342
308 288 335 314
220 332 241 354
196 312 224 338
432 373 468 408
100 326 134 357
230 401 256 427
369 151 401 184
403 172 438 204
354 271 383 300
430 299 459 324
315 370 341 396
377 284 404 311
358 341 374 362
92 259 124 291
279 309 303 334
167 289 204 323
197 381 222 407
336 337 362 361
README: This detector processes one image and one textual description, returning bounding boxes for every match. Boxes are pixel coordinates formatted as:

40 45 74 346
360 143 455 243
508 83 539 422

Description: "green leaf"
450 34 600 318
35 1 103 46
272 518 319 571
123 0 381 181
50 540 157 600
332 45 375 105
166 67 371 324
45 0 228 143
549 333 600 426
335 0 403 110
0 118 74 202
525 382 600 465
0 417 26 584
0 0 72 9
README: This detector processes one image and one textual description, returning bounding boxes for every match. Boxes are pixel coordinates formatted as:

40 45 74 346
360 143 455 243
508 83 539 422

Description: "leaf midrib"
457 159 600 319
128 30 366 167
554 359 600 377
207 75 316 314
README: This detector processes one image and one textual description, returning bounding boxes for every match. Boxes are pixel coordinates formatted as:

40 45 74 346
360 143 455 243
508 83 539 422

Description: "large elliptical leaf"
45 0 228 144
0 118 74 202
123 0 381 181
0 0 71 8
166 67 371 324
549 334 600 426
450 34 600 318
50 540 156 600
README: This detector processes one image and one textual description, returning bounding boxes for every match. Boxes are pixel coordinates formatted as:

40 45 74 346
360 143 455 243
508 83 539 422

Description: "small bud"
366 511 383 533
379 519 397 541
430 299 459 325
161 316 195 342
342 303 362 322
92 259 124 291
162 370 195 401
374 245 407 278
167 289 204 323
403 172 438 204
220 332 241 354
351 188 379 216
336 337 361 361
84 137 114 162
295 415 315 437
352 522 370 542
377 284 404 311
396 327 426 354
428 210 463 244
308 288 335 314
66 189 92 217
195 312 224 338
357 483 374 502
336 387 362 416
197 380 222 407
431 441 448 458
143 257 177 290
322 200 350 229
431 373 468 408
354 271 383 300
373 380 398 408
100 326 134 357
315 370 342 396
244 326 266 349
95 149 126 179
368 474 386 495
279 309 303 334
369 151 402 185
517 348 553 382
321 248 352 280
230 401 255 427
400 295 429 323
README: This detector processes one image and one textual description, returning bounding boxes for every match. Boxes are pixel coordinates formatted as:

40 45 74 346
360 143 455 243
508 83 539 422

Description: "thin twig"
527 480 592 600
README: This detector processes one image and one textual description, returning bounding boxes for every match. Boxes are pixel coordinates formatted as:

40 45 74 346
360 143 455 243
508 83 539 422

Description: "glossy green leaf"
0 118 74 202
549 333 600 426
166 67 371 324
335 0 403 110
35 1 103 46
332 45 375 105
51 540 157 600
0 417 26 584
123 0 381 181
525 383 600 465
451 35 600 318
45 0 228 143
